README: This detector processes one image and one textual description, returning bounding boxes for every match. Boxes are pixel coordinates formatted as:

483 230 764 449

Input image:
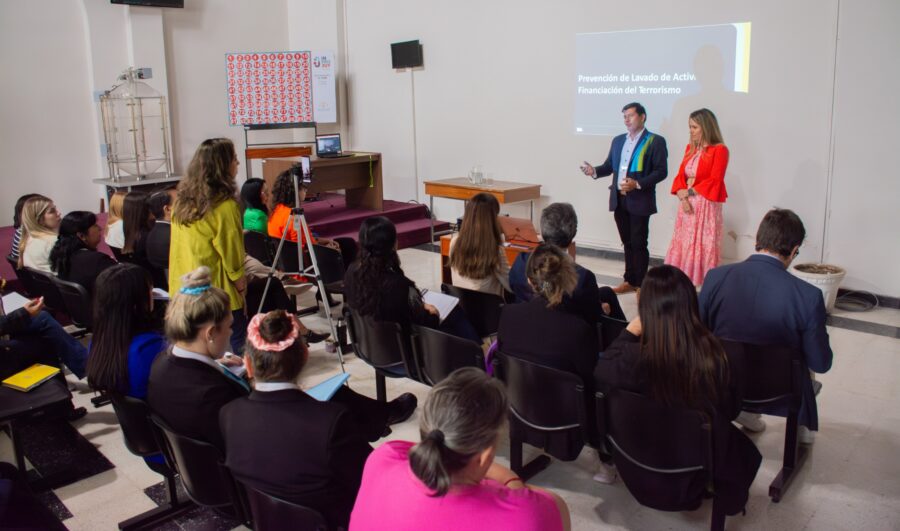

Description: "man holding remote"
581 102 669 294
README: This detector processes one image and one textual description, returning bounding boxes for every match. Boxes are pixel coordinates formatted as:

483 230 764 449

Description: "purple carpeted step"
302 194 432 236
320 218 451 249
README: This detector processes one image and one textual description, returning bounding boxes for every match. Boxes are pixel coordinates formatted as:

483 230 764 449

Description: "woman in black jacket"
594 265 761 516
50 211 116 296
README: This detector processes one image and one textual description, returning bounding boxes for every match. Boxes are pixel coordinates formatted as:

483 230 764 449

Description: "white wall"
825 0 900 295
0 0 101 217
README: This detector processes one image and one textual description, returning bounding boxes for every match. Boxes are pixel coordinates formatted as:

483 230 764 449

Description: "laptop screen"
316 134 342 155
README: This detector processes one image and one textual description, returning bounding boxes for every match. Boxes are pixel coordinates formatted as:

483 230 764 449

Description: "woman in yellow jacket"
169 138 248 353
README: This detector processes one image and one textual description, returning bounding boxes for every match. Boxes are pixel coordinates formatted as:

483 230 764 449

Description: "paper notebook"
2 363 60 392
1 292 31 314
422 290 459 323
306 373 350 401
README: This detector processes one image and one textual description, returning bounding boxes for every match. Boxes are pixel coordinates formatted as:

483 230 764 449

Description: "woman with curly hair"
267 169 357 265
168 138 247 353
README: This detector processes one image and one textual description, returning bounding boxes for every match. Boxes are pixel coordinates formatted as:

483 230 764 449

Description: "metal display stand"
243 122 318 180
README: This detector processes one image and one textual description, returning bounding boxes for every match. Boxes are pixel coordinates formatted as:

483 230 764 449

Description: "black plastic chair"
240 482 330 531
150 414 248 523
493 351 589 480
344 307 417 402
722 341 806 502
595 389 725 530
410 324 484 386
244 230 274 267
441 283 504 338
22 267 67 318
598 314 628 351
109 394 194 530
51 277 93 330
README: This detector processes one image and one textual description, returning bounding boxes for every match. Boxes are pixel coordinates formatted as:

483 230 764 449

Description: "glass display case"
99 67 171 181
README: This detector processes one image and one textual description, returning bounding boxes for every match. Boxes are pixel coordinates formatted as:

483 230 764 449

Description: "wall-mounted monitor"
391 40 423 69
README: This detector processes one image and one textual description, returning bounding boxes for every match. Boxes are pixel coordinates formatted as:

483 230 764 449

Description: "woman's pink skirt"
665 194 723 286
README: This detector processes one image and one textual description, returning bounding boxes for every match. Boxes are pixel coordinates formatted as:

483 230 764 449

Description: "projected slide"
575 23 751 135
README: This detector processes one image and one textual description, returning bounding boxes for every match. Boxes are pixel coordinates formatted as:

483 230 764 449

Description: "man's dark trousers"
613 198 650 287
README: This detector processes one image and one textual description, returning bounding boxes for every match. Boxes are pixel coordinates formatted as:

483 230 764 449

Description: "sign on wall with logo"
225 50 337 126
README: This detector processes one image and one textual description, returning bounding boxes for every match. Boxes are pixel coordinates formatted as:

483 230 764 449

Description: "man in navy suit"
581 102 669 294
699 209 833 444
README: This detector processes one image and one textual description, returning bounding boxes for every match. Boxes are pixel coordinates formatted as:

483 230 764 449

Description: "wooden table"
424 178 541 242
263 152 384 211
439 234 537 285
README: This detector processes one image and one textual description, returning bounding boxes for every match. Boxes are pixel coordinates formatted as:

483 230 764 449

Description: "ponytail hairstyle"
164 267 231 343
50 211 96 277
244 310 307 382
525 243 577 307
408 367 508 496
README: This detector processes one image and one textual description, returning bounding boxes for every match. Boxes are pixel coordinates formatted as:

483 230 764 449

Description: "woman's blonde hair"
165 266 232 343
689 108 724 156
525 244 577 307
18 196 58 267
172 138 238 225
108 191 126 224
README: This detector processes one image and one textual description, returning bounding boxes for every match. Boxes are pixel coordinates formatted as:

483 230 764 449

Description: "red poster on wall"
225 51 313 126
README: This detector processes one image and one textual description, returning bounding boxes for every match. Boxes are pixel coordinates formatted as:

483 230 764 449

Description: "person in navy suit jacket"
581 102 668 293
699 209 833 443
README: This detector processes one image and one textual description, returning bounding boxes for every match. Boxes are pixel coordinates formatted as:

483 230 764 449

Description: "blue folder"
306 373 350 401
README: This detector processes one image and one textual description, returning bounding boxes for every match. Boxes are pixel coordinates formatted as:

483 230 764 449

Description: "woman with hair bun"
221 309 415 529
350 367 569 531
148 266 248 450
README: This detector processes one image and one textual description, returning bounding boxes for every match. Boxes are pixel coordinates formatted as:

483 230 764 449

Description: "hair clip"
179 285 210 295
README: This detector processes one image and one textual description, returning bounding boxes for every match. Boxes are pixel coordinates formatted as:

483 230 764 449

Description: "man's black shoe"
386 393 418 425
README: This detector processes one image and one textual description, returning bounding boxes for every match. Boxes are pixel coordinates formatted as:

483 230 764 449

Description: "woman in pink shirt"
349 367 570 531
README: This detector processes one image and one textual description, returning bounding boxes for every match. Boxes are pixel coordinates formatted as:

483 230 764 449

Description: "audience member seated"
49 211 116 296
8 193 46 263
18 196 61 273
448 193 511 297
350 367 570 531
240 177 269 234
344 216 479 343
267 169 357 265
595 265 761 515
121 191 154 265
699 208 833 444
0 296 87 419
87 264 164 401
145 188 177 275
221 311 416 528
509 202 626 322
104 191 126 250
147 267 248 450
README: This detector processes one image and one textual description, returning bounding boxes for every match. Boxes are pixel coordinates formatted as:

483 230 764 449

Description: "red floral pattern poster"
226 51 312 126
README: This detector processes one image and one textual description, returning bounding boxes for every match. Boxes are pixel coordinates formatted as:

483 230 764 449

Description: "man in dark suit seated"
145 189 176 289
699 208 833 444
509 202 626 323
220 311 405 529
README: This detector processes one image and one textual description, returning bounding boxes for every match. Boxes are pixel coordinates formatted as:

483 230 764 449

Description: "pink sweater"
349 441 562 531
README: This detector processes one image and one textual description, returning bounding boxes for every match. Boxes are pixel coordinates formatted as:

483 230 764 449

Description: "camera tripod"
257 172 345 372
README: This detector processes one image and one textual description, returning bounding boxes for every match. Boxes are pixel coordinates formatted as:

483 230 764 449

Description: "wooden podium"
262 152 384 211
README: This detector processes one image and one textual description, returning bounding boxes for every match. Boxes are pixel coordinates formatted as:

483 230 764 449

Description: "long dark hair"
408 367 508 496
349 216 405 315
240 178 268 214
448 193 502 279
49 211 96 277
122 191 152 254
637 265 728 411
87 264 155 393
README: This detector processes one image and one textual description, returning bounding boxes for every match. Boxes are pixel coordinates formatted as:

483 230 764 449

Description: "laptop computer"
316 133 352 158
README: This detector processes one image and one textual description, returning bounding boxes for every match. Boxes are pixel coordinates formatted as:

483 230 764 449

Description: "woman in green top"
240 178 269 233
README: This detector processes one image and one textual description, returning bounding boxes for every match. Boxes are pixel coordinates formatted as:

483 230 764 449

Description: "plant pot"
790 263 846 313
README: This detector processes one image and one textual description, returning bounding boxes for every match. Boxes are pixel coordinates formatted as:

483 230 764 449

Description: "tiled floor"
3 247 899 530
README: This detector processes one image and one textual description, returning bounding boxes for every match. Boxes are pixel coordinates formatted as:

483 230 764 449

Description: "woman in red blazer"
664 108 729 286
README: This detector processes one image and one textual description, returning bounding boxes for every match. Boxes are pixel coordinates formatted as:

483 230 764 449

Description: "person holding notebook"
220 309 415 529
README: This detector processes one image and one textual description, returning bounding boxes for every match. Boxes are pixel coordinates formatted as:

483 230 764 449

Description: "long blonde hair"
18 196 58 267
173 138 238 225
688 108 724 156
